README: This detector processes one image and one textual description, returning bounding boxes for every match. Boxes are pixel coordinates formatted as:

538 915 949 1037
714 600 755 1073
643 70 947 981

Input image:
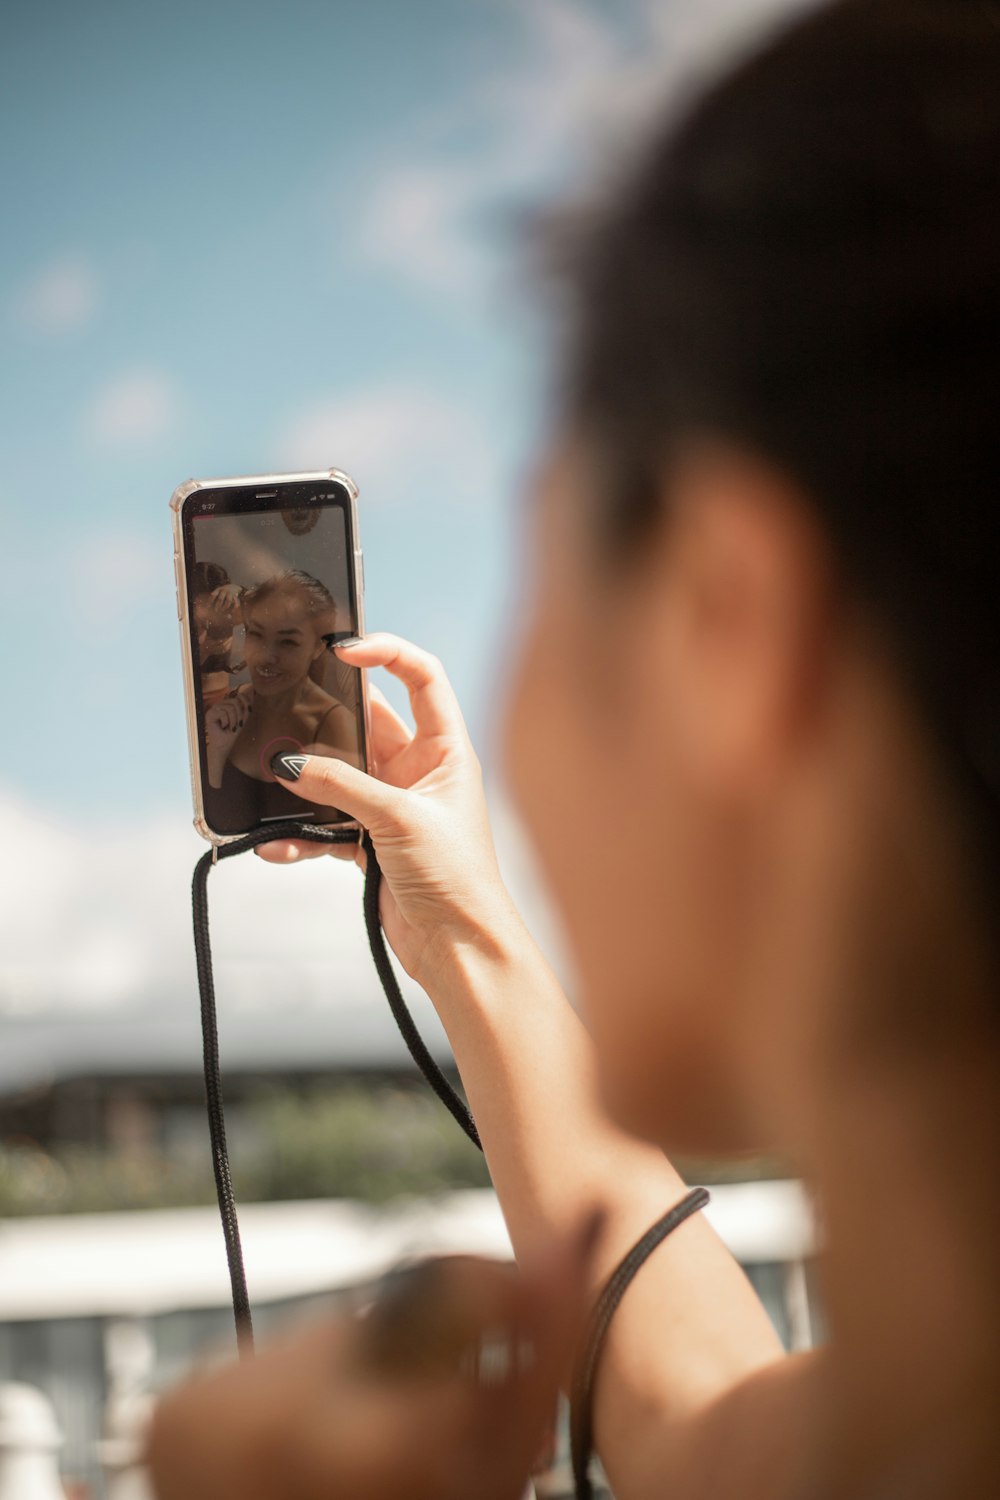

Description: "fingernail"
271 753 309 780
333 636 364 651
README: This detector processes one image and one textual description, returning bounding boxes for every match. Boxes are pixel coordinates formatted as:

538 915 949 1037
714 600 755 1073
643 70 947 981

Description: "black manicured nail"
271 753 309 780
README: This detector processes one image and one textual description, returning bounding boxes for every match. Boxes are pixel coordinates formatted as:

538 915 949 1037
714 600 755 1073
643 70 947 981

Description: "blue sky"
1 0 574 819
0 0 805 1015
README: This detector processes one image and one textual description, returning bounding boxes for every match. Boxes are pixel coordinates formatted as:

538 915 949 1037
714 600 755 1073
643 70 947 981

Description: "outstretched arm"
263 634 792 1498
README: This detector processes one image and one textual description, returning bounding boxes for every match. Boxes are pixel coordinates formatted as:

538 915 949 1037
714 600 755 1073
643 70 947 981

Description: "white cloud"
359 163 487 295
478 0 645 166
13 254 100 335
278 384 495 507
353 0 624 297
354 0 818 299
636 0 820 66
87 368 179 446
66 533 163 625
0 782 569 1022
0 790 387 1017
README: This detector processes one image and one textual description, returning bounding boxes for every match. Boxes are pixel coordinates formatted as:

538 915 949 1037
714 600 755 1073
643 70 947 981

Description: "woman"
192 561 244 707
151 2 1000 1497
204 568 362 830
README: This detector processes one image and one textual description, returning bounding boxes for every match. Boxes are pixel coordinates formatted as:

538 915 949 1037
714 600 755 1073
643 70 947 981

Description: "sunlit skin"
154 447 1000 1499
243 591 325 700
502 444 838 1154
204 585 360 789
502 441 1000 1491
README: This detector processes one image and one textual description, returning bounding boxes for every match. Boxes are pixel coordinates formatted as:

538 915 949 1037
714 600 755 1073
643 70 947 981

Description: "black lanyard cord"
192 822 356 1355
191 819 707 1496
359 834 480 1148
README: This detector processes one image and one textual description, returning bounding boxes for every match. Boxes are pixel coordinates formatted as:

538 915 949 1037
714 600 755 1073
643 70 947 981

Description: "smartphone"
170 469 370 843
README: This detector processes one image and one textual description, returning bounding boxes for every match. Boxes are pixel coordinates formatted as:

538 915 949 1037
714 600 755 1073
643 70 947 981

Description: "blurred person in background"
149 2 1000 1497
192 561 245 707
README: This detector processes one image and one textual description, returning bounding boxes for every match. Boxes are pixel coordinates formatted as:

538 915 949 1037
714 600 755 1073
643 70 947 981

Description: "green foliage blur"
0 1083 492 1217
0 1079 785 1218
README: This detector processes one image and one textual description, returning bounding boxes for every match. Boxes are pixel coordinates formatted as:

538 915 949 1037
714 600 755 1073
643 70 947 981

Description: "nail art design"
271 753 309 781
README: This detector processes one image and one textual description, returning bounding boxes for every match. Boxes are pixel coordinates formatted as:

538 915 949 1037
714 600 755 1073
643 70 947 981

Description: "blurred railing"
0 1183 816 1496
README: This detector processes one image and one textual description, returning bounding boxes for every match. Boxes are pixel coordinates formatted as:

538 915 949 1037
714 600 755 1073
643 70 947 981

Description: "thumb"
271 752 402 832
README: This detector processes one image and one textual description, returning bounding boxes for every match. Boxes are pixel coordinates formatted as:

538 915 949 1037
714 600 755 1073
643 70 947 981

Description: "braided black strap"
360 835 480 1148
569 1185 711 1500
192 821 358 1354
193 822 708 1500
191 821 479 1357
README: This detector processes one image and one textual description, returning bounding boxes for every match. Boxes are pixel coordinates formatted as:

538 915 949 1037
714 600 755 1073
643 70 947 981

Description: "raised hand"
205 685 253 788
256 634 518 984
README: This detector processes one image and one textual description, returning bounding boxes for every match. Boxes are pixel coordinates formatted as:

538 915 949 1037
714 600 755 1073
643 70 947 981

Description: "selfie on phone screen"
180 484 366 836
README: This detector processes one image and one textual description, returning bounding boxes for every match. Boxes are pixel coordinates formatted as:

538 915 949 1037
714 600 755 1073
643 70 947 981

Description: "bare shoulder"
298 679 336 716
302 689 362 764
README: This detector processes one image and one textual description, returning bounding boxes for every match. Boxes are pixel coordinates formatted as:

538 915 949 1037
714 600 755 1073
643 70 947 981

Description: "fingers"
206 687 253 736
368 689 413 762
206 702 241 735
255 838 364 867
255 840 328 864
213 702 248 734
357 1257 520 1382
337 634 466 742
149 1256 578 1500
353 1256 561 1500
272 752 404 832
148 1319 353 1500
370 683 412 739
209 584 242 615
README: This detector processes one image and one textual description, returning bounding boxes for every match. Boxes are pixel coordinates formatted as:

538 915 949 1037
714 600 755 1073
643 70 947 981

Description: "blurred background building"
2 0 820 1493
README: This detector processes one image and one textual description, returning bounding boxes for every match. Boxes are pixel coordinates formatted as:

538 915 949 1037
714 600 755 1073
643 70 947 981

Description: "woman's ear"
648 442 836 805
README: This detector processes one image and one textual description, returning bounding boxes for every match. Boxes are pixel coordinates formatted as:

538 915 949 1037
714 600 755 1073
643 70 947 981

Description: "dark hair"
561 0 1000 884
192 561 231 599
242 568 335 620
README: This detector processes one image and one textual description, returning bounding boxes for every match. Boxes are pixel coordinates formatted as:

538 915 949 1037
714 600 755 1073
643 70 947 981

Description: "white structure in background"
0 1183 817 1494
0 1183 816 1325
98 1389 155 1500
98 1322 156 1500
0 1383 65 1500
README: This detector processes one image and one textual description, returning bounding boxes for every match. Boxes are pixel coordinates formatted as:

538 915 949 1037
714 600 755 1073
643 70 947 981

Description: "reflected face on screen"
243 587 326 698
182 488 366 835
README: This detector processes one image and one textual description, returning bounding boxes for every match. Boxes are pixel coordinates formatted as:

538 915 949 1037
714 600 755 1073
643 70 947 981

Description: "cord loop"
190 820 707 1499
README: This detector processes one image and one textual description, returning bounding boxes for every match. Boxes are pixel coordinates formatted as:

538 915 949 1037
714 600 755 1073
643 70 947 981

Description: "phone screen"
179 477 366 836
